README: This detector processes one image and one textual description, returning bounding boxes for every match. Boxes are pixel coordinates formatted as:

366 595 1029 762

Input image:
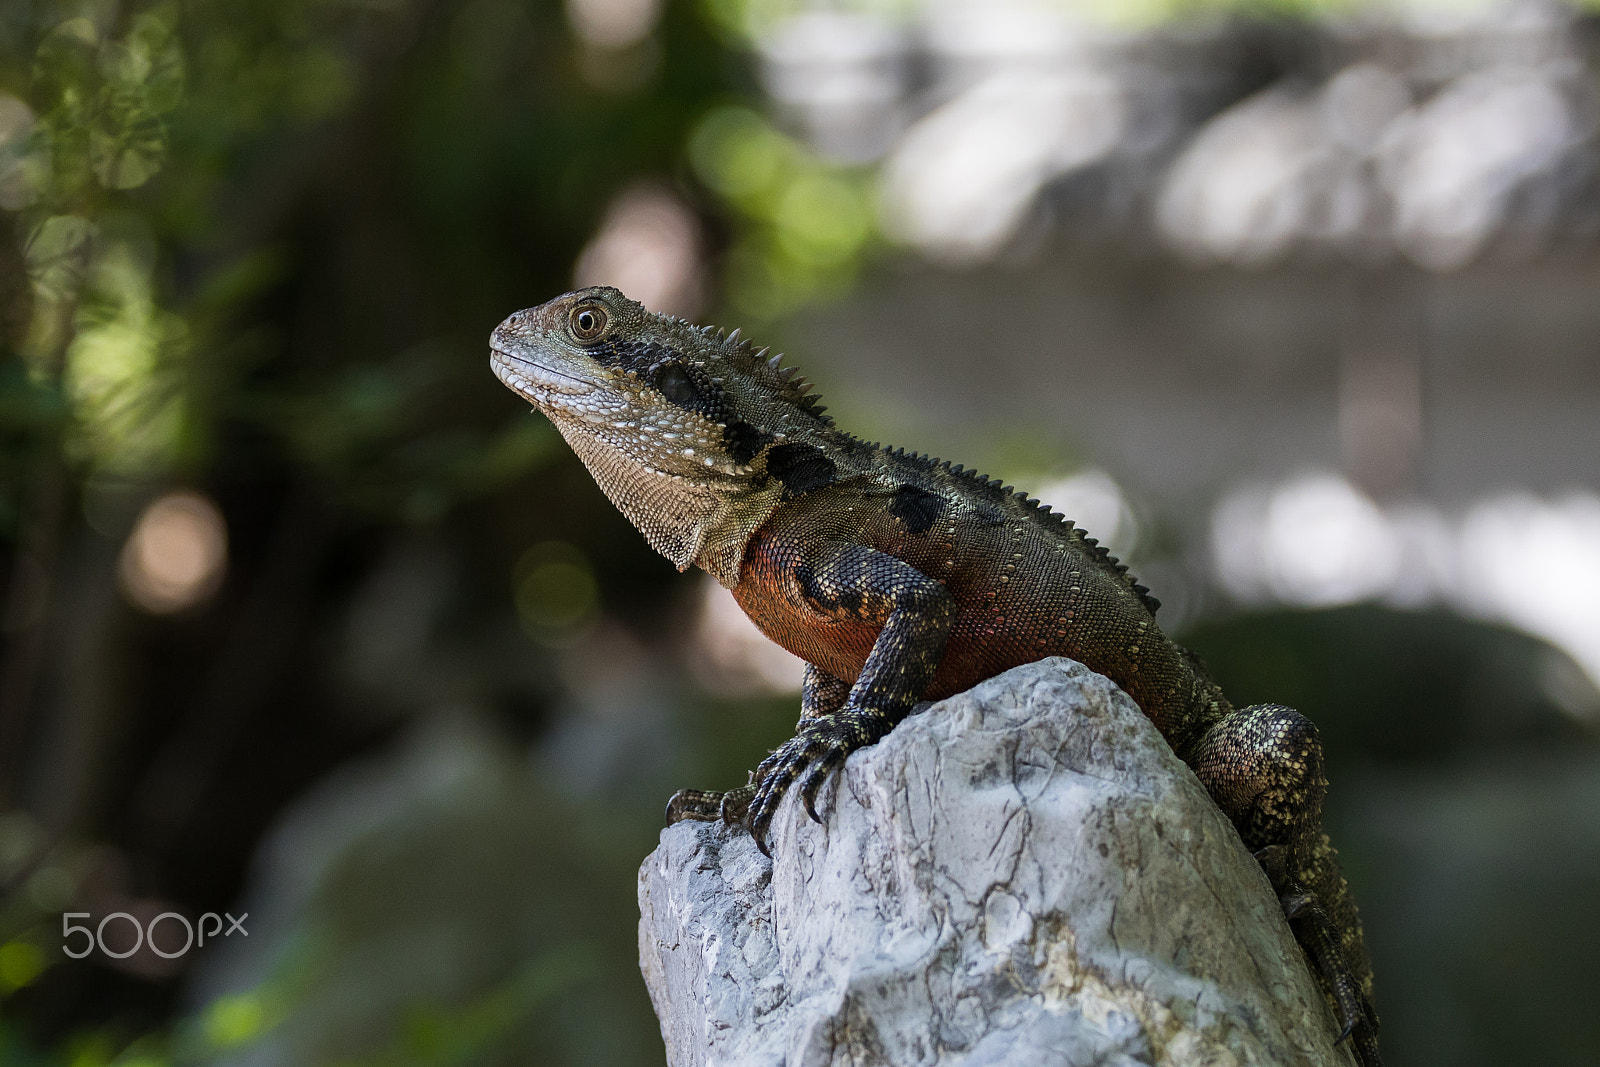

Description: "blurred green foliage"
0 0 885 544
0 0 754 1061
688 105 874 317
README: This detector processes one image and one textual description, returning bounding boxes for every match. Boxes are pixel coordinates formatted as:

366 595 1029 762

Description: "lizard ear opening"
649 362 698 405
571 304 609 341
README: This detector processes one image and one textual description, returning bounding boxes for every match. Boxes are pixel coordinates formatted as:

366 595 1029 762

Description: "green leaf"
30 17 99 109
23 215 96 302
91 89 166 189
119 10 186 115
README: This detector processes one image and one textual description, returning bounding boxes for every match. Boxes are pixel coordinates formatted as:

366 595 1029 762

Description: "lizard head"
490 286 833 580
491 286 832 479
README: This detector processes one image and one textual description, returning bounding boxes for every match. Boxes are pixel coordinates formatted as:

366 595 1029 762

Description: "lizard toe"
718 785 754 826
665 788 725 824
1279 881 1373 1055
748 722 834 831
746 789 779 857
800 762 835 823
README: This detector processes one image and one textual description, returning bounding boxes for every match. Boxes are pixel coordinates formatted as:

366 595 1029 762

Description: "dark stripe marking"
766 442 837 500
724 420 772 465
888 485 944 534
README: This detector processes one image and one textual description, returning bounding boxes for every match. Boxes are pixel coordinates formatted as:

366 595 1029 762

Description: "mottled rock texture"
638 658 1355 1067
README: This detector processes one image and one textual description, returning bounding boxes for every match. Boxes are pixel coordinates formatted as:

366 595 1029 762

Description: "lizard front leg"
664 663 850 826
744 542 955 853
798 661 852 722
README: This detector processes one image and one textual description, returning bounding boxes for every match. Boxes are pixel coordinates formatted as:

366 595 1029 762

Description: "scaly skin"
491 286 1381 1066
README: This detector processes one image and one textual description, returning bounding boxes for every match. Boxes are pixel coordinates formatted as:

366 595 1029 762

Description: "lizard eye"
571 304 608 341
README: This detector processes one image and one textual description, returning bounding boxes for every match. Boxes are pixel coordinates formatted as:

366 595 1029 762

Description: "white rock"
639 658 1356 1067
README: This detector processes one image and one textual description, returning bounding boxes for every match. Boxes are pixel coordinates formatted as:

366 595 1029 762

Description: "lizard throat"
557 421 779 586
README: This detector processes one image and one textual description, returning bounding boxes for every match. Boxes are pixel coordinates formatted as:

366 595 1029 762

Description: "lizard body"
491 287 1380 1066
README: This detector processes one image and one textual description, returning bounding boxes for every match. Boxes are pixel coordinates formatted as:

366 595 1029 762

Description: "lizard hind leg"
1190 703 1381 1066
664 786 754 825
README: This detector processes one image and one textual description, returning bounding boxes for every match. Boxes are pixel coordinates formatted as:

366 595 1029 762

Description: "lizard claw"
1251 843 1380 1061
1279 891 1314 919
800 747 846 823
746 730 821 851
664 783 755 831
1273 874 1379 1058
1252 843 1289 882
743 708 891 854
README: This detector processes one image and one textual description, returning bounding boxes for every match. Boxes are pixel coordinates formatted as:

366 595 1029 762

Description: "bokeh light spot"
689 107 791 205
26 864 74 912
775 172 871 266
689 574 804 695
119 491 229 614
573 184 702 316
0 940 46 991
204 993 267 1048
1033 469 1137 561
513 542 600 644
566 0 662 51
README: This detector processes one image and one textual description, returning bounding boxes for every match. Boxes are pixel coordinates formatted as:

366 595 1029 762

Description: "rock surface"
638 658 1356 1067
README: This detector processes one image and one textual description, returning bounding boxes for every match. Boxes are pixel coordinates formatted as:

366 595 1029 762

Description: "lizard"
490 285 1381 1067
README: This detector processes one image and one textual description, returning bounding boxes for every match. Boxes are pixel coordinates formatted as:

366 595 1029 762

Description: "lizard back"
731 433 1227 756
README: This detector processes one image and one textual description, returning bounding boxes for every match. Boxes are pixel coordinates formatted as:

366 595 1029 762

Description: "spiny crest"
918 451 1161 616
680 317 833 424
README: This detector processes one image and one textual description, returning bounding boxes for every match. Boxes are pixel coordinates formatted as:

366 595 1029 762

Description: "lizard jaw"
489 338 597 403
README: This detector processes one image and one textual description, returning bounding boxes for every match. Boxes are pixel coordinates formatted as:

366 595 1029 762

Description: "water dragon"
490 286 1380 1066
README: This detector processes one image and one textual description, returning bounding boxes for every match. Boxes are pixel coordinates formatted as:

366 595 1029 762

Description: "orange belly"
731 537 1056 700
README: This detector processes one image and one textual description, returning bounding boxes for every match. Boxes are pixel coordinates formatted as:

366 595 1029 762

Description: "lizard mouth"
489 340 594 398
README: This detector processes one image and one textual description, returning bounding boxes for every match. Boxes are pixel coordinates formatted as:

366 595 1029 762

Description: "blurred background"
1 0 1598 1063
